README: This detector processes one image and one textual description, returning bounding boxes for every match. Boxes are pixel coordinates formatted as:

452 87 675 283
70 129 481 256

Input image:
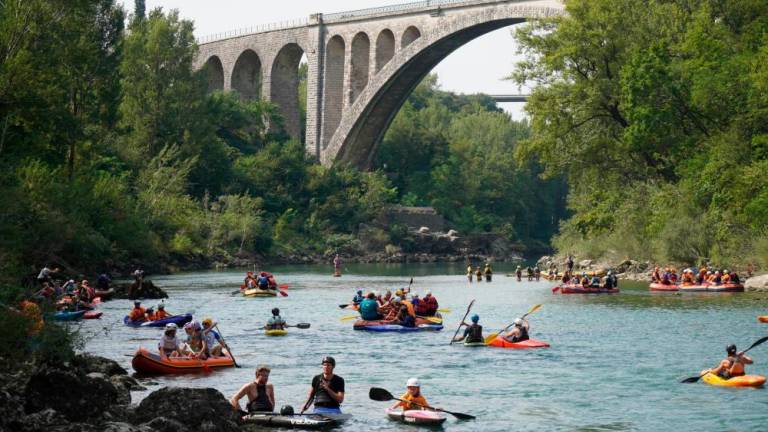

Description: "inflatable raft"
83 311 103 319
353 318 443 332
701 372 766 388
243 288 278 297
650 283 744 292
386 408 446 426
123 313 192 328
487 337 550 349
556 284 619 294
131 347 235 375
53 310 86 321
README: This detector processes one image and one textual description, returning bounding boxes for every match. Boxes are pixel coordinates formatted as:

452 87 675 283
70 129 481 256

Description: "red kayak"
555 284 619 294
83 311 103 319
487 337 549 349
131 347 235 375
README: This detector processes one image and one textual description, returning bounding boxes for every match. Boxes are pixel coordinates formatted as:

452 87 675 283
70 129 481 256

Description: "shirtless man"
705 344 753 379
231 365 275 413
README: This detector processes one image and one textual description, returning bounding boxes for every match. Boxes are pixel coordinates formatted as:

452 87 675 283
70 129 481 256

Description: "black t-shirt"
311 374 345 408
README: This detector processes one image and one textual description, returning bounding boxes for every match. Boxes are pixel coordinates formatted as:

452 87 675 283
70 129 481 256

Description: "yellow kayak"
265 329 288 336
701 372 766 388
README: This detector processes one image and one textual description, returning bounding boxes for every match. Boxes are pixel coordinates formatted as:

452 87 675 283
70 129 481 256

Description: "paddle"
369 387 475 420
437 308 451 313
213 324 240 368
483 304 543 345
405 277 413 293
680 335 768 383
418 315 443 324
449 300 475 345
257 323 311 330
340 314 360 322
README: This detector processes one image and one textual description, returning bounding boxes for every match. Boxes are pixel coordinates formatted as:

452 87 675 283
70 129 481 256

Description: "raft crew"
360 293 381 321
484 263 493 282
231 365 275 413
705 344 753 379
202 317 224 357
257 272 271 290
503 318 529 343
391 378 432 411
244 272 257 289
266 308 287 331
394 298 416 328
158 323 183 358
416 290 439 316
655 265 741 286
301 356 345 415
453 314 483 344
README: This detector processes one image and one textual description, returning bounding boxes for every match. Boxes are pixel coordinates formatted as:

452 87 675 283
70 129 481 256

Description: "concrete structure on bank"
195 0 564 168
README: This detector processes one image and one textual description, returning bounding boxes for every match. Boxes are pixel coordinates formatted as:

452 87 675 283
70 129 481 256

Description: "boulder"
101 422 152 432
110 375 144 405
537 255 551 266
0 389 26 432
578 259 593 268
132 387 240 432
446 229 459 237
745 274 768 291
24 365 119 422
22 409 70 431
418 226 430 233
141 417 186 432
73 354 127 377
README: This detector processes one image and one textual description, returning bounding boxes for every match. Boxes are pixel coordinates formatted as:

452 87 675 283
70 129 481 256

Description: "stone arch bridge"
196 0 564 168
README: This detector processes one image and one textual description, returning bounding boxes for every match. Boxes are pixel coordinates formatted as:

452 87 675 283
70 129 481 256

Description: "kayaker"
484 263 493 282
391 378 432 411
466 265 473 283
158 323 183 358
359 293 381 321
128 301 147 322
705 344 753 379
202 318 224 357
352 290 365 305
231 365 275 413
266 308 287 331
452 314 483 343
503 318 530 343
154 303 171 320
301 356 345 415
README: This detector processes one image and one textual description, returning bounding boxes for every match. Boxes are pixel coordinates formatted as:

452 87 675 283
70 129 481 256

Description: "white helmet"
406 377 420 387
164 323 177 331
514 318 523 326
425 290 432 296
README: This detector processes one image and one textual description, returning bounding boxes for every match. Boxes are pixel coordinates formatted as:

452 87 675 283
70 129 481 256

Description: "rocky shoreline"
0 354 241 432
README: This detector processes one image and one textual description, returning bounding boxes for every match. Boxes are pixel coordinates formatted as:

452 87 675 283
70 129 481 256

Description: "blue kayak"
54 310 86 321
123 314 192 328
353 319 443 332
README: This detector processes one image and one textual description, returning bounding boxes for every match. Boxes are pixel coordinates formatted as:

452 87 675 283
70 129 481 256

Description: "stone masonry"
195 0 565 168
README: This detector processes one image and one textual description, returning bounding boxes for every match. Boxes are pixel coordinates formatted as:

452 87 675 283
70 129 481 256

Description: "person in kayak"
352 290 365 306
158 323 183 358
391 378 432 411
360 293 381 321
202 318 224 357
705 344 753 379
128 301 147 322
231 365 275 413
503 318 530 343
266 308 286 331
301 356 345 415
452 314 483 343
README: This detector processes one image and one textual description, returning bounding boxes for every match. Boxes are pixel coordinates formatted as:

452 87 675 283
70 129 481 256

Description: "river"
81 263 768 431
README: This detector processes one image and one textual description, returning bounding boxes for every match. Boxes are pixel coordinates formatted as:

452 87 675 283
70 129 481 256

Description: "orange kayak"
131 347 235 375
758 316 768 323
488 337 549 349
701 372 766 388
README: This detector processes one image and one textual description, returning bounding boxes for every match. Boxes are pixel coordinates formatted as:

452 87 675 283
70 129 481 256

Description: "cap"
406 377 420 387
321 356 336 366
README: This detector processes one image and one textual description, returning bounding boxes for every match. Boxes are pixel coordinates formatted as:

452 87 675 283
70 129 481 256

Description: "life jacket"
402 300 415 318
246 383 273 413
425 296 438 315
257 275 269 289
415 300 429 316
128 307 146 321
466 324 483 343
155 310 170 320
722 274 731 284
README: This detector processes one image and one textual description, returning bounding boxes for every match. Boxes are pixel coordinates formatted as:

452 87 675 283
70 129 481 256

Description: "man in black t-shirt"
301 356 345 415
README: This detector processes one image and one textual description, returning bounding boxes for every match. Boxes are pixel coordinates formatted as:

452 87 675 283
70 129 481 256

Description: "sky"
119 0 530 118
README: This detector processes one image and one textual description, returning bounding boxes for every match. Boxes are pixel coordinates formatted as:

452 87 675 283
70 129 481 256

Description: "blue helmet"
470 314 480 323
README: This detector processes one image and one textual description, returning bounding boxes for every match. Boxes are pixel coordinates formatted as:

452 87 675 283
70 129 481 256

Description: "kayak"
265 329 288 336
83 311 103 319
243 288 277 297
353 318 443 332
131 347 235 375
242 413 337 429
123 313 192 328
487 336 549 349
649 282 678 292
758 316 768 323
557 284 619 294
386 408 446 426
701 372 766 388
53 310 86 321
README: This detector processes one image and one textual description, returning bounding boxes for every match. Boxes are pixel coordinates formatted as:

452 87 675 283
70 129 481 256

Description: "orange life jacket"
128 307 146 321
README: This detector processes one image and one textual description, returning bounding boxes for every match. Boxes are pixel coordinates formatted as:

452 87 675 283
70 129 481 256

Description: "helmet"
425 290 432 296
607 271 612 275
707 271 712 275
357 290 363 295
146 307 154 313
158 303 165 309
715 271 721 274
395 290 403 296
471 314 479 323
134 301 141 306
514 318 523 326
411 292 418 298
406 377 421 387
724 270 730 274
164 323 177 331
726 344 737 355
271 308 280 316
393 297 401 304
280 405 295 416
183 322 194 330
202 318 213 327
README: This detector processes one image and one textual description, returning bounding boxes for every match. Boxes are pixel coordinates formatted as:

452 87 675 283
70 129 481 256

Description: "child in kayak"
391 378 432 411
705 344 753 379
503 318 530 343
452 314 483 343
266 308 286 331
158 323 183 358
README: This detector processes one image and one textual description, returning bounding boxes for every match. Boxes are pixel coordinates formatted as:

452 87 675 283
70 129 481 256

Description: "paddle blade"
338 304 349 309
279 290 288 297
524 304 543 317
437 308 451 313
278 284 289 289
483 332 499 345
680 375 702 383
441 410 475 420
295 323 310 329
369 387 394 401
340 314 359 322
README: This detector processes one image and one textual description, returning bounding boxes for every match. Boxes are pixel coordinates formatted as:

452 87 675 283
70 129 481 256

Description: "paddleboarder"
301 356 345 415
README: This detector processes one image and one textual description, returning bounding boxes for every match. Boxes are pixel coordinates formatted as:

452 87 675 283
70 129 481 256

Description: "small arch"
271 43 306 142
203 56 224 93
401 26 421 48
231 49 262 100
375 29 395 73
322 35 345 148
350 32 370 103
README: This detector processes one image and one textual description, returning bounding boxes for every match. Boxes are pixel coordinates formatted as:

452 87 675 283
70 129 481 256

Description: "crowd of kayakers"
351 288 440 327
651 266 742 286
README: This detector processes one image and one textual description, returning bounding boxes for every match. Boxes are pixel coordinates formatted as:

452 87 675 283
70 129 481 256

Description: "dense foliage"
514 0 768 267
375 75 567 245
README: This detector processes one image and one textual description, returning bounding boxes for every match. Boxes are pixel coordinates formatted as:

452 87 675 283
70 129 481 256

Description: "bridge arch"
271 43 306 140
203 56 225 93
231 49 262 100
401 26 421 48
350 32 371 104
322 35 346 148
374 29 395 73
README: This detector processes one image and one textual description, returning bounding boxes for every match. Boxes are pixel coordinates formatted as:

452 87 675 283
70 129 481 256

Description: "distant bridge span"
196 0 564 168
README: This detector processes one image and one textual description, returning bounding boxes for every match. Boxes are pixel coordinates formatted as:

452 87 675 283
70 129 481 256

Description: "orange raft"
131 347 235 375
758 316 768 323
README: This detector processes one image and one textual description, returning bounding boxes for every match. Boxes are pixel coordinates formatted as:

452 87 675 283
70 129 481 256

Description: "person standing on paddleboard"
301 356 345 415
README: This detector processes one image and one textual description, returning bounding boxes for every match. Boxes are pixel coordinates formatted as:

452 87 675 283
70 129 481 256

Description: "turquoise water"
81 263 768 431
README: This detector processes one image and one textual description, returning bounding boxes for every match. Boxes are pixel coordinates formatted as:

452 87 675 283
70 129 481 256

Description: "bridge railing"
323 0 520 21
197 18 308 44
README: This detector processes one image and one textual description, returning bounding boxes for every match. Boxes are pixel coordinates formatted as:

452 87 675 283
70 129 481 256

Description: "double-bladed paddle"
449 300 475 345
369 387 475 420
256 323 311 330
680 335 768 383
483 304 543 345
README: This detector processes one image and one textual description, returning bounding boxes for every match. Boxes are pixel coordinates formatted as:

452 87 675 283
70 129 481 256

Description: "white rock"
418 226 430 233
745 274 768 291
